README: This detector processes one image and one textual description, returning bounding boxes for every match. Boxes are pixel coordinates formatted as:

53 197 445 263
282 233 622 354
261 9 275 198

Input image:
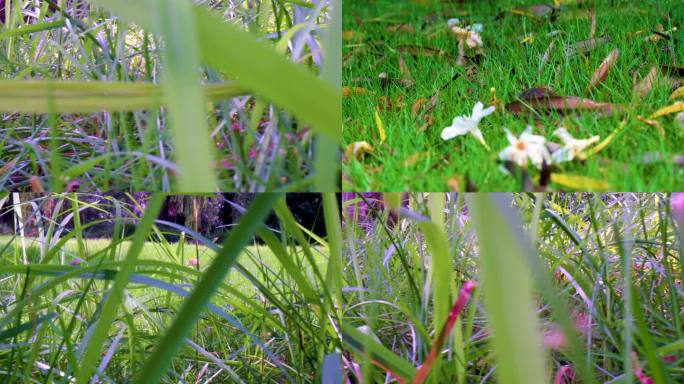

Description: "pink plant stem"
553 365 574 384
411 281 477 384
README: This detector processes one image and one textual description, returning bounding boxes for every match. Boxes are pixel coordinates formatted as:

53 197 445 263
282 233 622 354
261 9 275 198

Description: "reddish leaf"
587 48 619 90
506 87 619 115
29 176 45 193
631 352 655 384
553 365 574 384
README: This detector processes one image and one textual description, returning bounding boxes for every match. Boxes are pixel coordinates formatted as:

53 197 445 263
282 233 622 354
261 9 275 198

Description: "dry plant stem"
457 38 466 67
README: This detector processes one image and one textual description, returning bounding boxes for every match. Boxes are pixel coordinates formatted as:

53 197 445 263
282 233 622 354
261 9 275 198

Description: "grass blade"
465 193 548 384
74 193 164 383
134 193 280 383
0 80 245 113
91 0 340 142
149 0 216 191
341 321 417 381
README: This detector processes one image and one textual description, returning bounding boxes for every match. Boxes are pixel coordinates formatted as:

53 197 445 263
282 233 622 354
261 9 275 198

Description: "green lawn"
343 0 684 191
0 235 327 295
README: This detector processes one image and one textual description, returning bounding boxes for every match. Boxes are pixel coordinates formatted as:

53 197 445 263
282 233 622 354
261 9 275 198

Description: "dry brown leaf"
403 152 428 167
564 37 609 57
377 96 393 111
587 48 619 90
396 45 450 58
412 98 428 114
342 30 356 40
345 141 374 161
506 87 619 116
447 176 461 192
342 86 367 97
399 56 410 78
387 23 415 34
0 158 17 175
29 176 45 193
636 115 665 137
537 41 555 75
634 65 658 98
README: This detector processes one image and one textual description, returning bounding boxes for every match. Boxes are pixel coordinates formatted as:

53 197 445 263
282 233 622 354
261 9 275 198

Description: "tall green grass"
1 0 339 191
341 193 683 383
0 192 342 382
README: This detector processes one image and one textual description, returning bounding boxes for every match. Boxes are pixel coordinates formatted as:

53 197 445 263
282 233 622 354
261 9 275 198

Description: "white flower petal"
469 128 489 148
552 148 572 164
479 105 496 119
441 124 470 140
471 102 484 119
503 128 517 144
470 23 483 33
553 127 573 144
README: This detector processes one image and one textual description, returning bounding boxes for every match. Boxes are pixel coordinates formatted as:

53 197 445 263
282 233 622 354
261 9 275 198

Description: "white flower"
447 18 461 28
551 127 600 163
441 101 495 149
498 126 551 169
450 26 483 48
469 23 484 33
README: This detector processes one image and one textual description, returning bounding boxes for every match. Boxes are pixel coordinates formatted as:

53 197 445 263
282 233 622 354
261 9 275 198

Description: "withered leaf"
633 65 658 98
650 103 684 119
396 45 451 59
412 98 428 114
510 4 555 18
345 141 374 161
587 48 619 90
636 115 665 137
508 96 618 115
506 87 619 116
387 23 415 34
670 86 684 100
342 86 367 97
564 37 609 57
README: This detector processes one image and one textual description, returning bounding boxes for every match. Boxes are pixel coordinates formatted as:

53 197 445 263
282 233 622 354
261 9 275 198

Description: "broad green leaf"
0 80 244 113
91 0 340 142
466 194 547 384
0 20 65 39
150 0 215 191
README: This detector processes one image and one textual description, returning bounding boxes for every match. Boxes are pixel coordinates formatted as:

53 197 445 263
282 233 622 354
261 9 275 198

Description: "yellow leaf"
581 120 626 159
344 141 373 161
342 30 358 40
669 86 684 100
650 103 684 119
342 86 366 97
550 173 609 191
374 110 386 143
520 34 535 44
